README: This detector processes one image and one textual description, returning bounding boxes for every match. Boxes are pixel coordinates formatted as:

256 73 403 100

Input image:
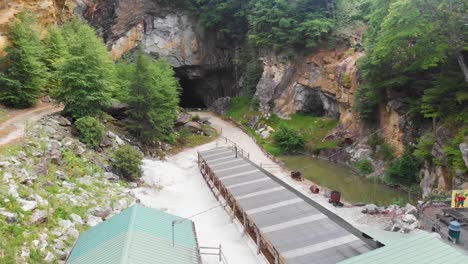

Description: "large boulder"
209 97 231 115
31 210 48 225
176 113 192 126
86 215 103 227
105 102 129 119
19 199 37 212
184 122 202 133
0 210 18 224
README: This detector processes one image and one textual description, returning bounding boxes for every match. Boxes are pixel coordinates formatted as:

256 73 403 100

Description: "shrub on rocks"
354 159 374 175
74 116 104 148
111 145 143 181
273 125 306 154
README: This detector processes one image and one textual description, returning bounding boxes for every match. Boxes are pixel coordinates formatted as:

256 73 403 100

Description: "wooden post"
231 203 236 222
243 213 248 236
256 228 261 254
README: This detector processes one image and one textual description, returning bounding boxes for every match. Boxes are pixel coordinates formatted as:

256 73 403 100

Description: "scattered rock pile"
175 112 212 135
361 203 420 233
0 114 137 263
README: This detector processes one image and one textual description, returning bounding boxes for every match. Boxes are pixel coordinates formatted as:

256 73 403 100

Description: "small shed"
66 204 201 264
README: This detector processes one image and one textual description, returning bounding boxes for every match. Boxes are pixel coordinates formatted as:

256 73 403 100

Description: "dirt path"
0 103 62 147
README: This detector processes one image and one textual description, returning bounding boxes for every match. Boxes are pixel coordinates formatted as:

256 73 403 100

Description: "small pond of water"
280 155 417 206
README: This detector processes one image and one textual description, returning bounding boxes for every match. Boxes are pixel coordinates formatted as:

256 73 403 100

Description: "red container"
291 171 302 180
310 185 320 194
329 191 341 203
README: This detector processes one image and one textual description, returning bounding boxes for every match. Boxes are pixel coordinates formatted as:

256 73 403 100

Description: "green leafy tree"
111 144 143 181
127 51 180 144
52 19 115 119
194 0 250 41
413 133 435 162
273 125 306 153
333 0 370 41
0 12 47 108
354 159 374 174
356 0 467 122
75 116 105 148
248 0 333 49
386 149 419 186
43 26 67 92
114 60 136 102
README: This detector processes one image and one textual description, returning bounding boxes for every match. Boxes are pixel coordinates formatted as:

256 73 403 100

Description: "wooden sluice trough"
198 147 379 264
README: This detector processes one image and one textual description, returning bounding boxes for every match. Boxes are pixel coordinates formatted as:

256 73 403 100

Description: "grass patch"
171 125 219 154
225 96 339 156
226 96 259 121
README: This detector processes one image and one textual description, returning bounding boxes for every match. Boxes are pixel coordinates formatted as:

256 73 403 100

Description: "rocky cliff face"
254 45 468 196
1 1 464 195
82 0 239 106
0 0 76 55
0 0 239 106
255 45 366 145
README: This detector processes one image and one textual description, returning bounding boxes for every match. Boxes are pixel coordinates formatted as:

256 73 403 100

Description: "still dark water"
280 156 415 206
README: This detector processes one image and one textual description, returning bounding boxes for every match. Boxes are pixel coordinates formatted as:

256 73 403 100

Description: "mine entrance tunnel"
178 76 207 109
175 66 239 109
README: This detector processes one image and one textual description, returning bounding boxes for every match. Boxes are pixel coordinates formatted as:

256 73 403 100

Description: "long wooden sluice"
198 147 379 264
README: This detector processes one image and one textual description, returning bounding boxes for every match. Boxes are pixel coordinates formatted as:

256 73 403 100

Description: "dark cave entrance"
178 76 207 109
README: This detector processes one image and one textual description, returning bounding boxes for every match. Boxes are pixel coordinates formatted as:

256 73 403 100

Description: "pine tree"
0 12 47 108
127 51 180 144
52 19 115 119
43 26 67 93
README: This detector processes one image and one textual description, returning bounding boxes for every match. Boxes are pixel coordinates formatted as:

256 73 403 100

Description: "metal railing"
218 135 250 160
200 245 229 264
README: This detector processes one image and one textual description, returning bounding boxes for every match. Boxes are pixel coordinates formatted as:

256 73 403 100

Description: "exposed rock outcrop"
255 46 363 134
83 0 239 106
0 0 77 55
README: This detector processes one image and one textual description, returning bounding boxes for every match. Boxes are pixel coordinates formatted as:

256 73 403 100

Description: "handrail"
219 135 250 160
200 244 229 264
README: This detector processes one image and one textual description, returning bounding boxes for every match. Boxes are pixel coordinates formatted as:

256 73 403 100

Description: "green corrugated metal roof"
361 227 422 245
67 204 200 264
339 232 468 264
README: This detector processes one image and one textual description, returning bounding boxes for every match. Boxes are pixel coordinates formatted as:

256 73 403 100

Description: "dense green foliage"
226 96 338 156
386 150 419 186
237 45 263 95
273 125 306 154
413 134 436 162
187 0 335 50
0 15 181 146
443 128 468 173
51 19 115 119
126 52 180 144
247 0 334 49
0 12 47 108
43 27 67 92
367 134 394 161
355 0 467 123
111 144 143 181
74 116 105 148
354 159 374 175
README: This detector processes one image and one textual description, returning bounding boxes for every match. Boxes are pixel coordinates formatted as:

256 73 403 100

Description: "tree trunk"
456 51 468 86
